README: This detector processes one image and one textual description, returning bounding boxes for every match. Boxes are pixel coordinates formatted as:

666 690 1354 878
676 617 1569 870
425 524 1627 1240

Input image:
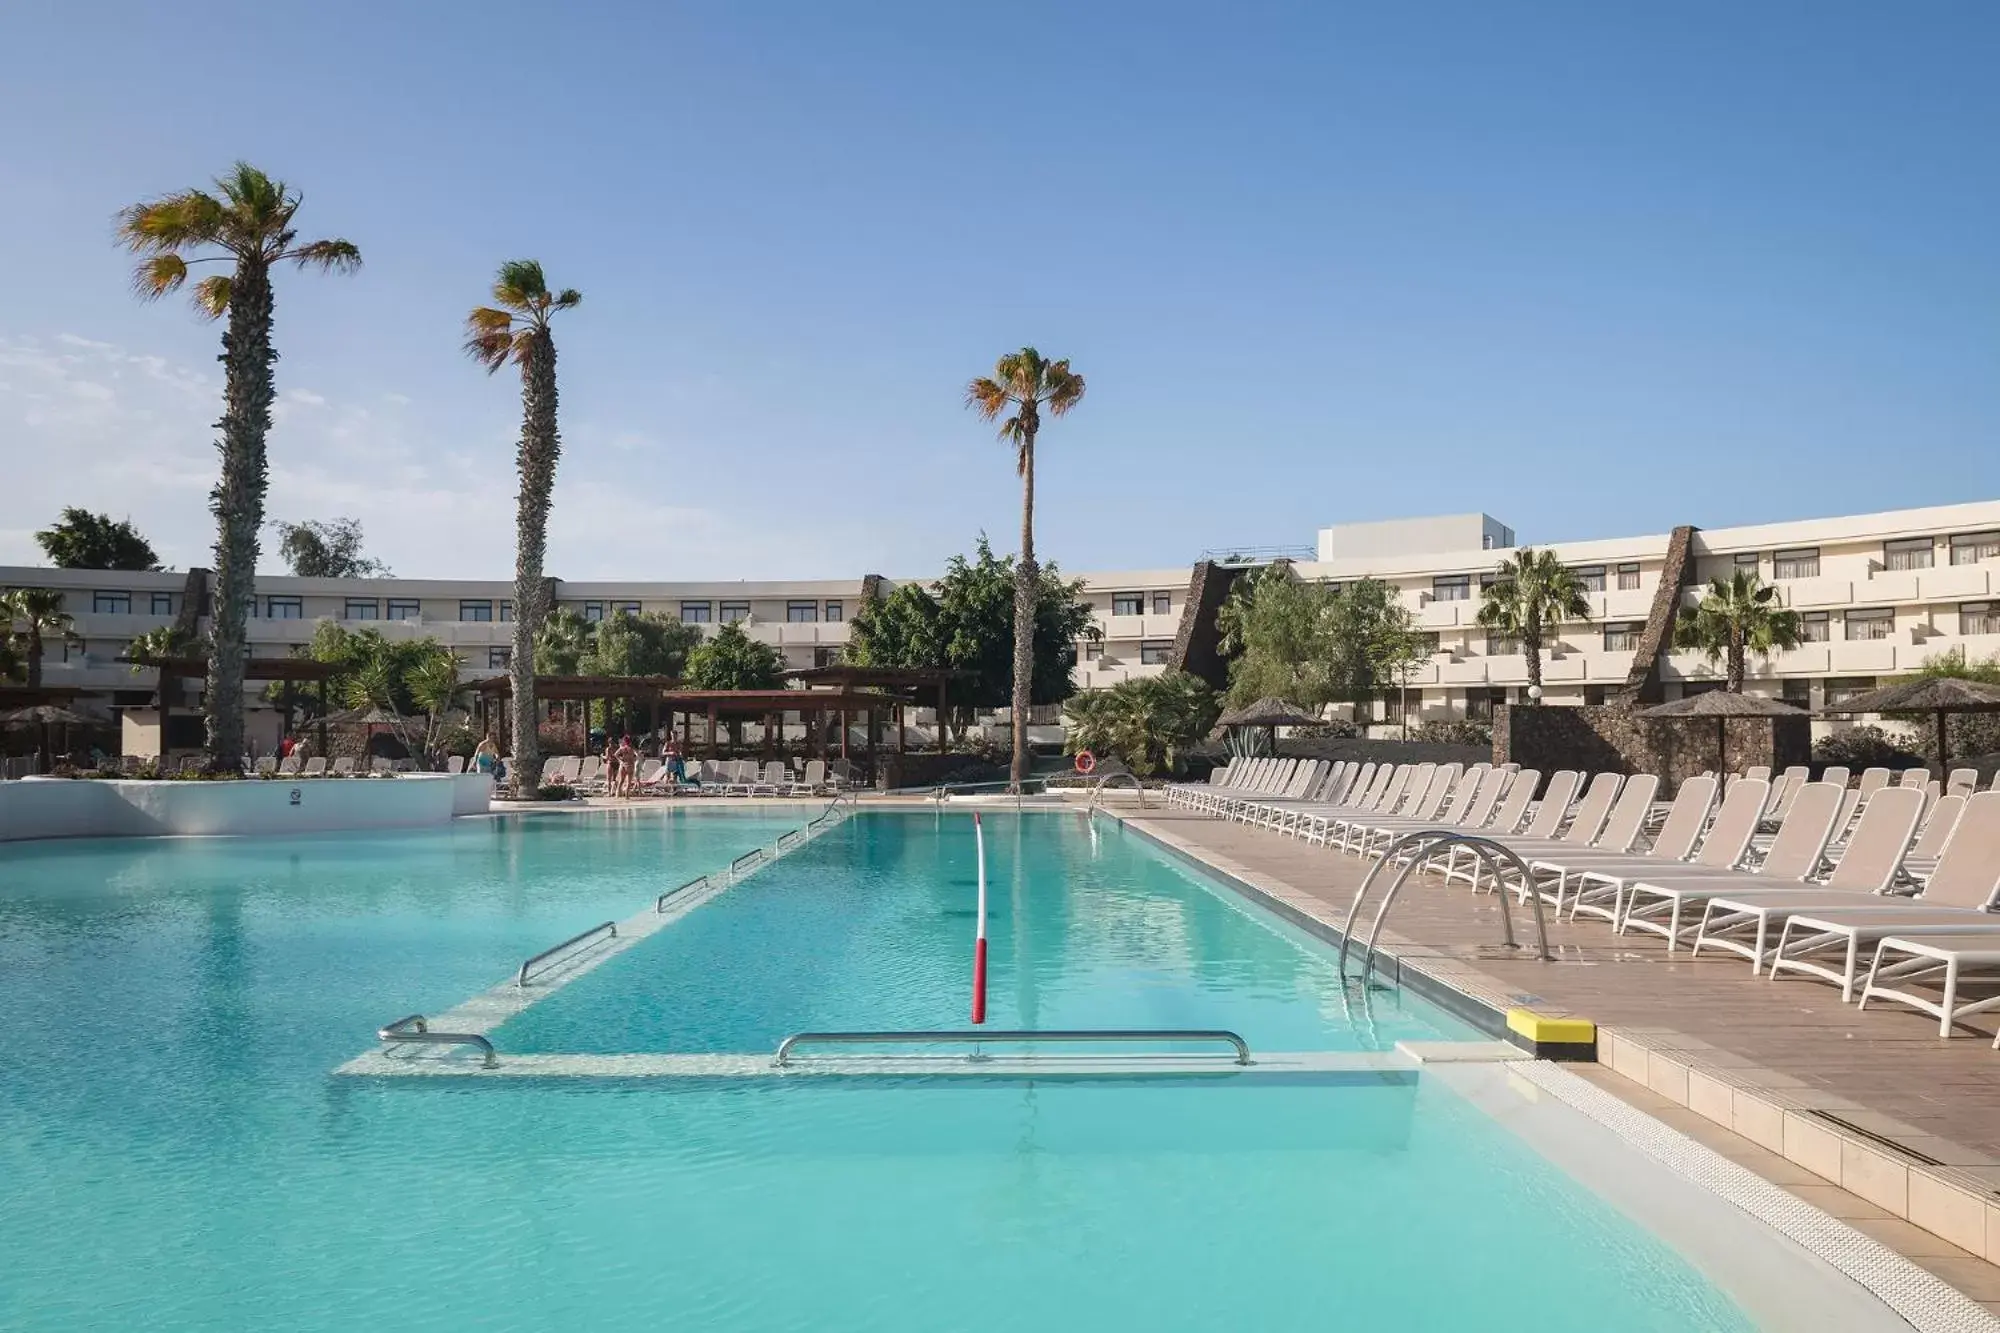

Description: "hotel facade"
8 498 2000 742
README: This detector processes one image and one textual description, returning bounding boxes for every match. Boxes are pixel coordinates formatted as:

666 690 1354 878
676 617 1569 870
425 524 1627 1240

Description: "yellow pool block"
1505 1008 1596 1060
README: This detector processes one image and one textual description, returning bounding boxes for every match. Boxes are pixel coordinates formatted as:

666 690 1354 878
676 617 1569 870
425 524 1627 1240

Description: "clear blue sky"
0 1 1994 579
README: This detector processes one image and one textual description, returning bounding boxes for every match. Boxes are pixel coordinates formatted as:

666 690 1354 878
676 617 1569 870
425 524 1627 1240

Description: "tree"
118 162 361 770
1 589 76 689
849 540 1096 744
1672 570 1802 692
587 611 701 734
683 622 784 691
534 607 596 675
1063 672 1221 777
1365 595 1430 740
35 508 160 570
274 517 390 577
466 260 580 794
966 347 1086 791
1474 548 1590 698
304 623 466 763
1215 569 1415 718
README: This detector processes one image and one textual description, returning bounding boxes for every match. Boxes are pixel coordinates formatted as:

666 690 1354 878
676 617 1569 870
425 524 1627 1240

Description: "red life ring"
1075 750 1097 775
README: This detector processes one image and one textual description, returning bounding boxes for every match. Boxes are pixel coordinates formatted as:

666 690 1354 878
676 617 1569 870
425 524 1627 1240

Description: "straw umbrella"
1818 677 2000 773
1216 697 1323 757
1 703 96 772
1638 691 1808 780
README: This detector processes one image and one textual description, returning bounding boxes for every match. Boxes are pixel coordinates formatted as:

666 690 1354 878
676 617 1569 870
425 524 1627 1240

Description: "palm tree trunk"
25 624 42 689
1011 429 1037 792
1524 632 1543 696
1726 634 1746 692
207 258 277 772
509 330 561 795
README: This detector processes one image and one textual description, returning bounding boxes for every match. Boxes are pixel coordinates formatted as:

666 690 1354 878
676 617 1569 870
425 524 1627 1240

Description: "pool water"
0 808 1756 1331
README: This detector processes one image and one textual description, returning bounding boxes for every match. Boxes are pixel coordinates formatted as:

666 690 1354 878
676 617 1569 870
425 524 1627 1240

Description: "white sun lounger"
1619 781 1843 949
1344 764 1498 857
1690 785 1927 971
1439 770 1583 889
1558 775 1724 924
1765 792 2000 1000
1858 932 2000 1039
1319 764 1432 847
1341 764 1469 854
1299 764 1416 847
1522 774 1662 911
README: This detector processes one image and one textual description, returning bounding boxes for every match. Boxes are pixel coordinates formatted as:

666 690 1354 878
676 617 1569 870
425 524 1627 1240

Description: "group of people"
598 733 687 797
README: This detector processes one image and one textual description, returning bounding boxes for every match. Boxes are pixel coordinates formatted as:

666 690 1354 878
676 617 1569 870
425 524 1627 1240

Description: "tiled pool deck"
1102 799 2000 1311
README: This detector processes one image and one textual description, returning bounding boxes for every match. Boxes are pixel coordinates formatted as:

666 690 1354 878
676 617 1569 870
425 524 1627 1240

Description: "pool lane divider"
337 799 858 1077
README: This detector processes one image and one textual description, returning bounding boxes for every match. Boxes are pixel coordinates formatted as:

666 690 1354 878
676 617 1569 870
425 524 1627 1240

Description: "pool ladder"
1084 772 1149 812
377 1014 498 1068
1337 829 1552 990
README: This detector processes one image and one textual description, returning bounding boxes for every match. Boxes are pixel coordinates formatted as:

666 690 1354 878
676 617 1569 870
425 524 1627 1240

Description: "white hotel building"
7 498 2000 739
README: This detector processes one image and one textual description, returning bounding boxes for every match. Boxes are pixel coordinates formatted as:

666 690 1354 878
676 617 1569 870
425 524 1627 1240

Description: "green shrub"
1812 726 1924 774
1292 720 1359 740
1412 719 1493 747
535 781 577 802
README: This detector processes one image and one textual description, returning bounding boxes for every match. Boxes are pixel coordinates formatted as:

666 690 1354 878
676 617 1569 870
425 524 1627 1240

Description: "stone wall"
1170 561 1245 690
874 751 1007 791
1494 703 1811 795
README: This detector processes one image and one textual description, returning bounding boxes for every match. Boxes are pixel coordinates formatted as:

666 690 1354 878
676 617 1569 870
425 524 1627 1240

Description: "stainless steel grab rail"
730 848 765 873
656 875 710 912
377 1014 498 1068
1336 830 1551 989
776 829 801 851
517 920 618 987
1086 772 1149 811
773 1028 1252 1067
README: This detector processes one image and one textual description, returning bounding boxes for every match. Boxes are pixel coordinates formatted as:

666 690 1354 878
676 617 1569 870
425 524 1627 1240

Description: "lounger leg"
1942 959 1959 1038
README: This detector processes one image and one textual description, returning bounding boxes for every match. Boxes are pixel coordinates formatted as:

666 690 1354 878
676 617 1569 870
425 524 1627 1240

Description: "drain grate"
1809 1110 2000 1199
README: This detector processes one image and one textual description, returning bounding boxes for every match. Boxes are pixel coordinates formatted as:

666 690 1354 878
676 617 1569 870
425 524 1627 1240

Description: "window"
92 591 130 615
1616 563 1641 591
1574 565 1607 593
1464 687 1502 722
1734 553 1761 572
1152 592 1172 616
1782 678 1812 707
1416 632 1441 654
266 596 302 620
1583 685 1607 706
1825 677 1878 707
344 599 379 620
458 600 493 622
487 648 510 669
1773 547 1820 580
1883 538 1934 571
1081 639 1102 661
824 601 843 622
786 601 818 623
1485 632 1520 656
1111 593 1144 617
387 599 420 620
1432 574 1471 602
1602 622 1644 652
1962 602 2000 637
721 601 749 624
1951 531 2000 566
616 602 640 618
1139 640 1173 666
680 601 712 624
499 600 513 623
1799 611 1830 643
582 602 604 622
1845 608 1894 641
150 592 174 616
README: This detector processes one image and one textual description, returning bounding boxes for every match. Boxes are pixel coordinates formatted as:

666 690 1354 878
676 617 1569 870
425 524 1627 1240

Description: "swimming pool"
0 807 1931 1329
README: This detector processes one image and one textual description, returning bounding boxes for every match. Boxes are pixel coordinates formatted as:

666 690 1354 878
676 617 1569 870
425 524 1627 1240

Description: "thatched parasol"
1819 677 2000 772
1216 697 1323 757
1639 691 1807 779
1 703 100 773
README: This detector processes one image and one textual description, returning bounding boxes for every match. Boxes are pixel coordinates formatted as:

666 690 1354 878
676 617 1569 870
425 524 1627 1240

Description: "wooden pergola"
467 674 682 750
784 665 972 751
128 656 342 754
657 688 905 767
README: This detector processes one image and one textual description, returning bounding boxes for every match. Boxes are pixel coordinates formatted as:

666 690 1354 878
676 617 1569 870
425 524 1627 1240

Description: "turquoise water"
0 809 1754 1331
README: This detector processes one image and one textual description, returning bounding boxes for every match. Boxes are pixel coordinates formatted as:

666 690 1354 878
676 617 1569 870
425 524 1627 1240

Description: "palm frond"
131 253 189 301
1041 359 1086 413
550 288 582 310
492 259 549 308
288 238 362 274
965 376 1010 420
191 274 232 318
463 327 519 371
116 192 228 252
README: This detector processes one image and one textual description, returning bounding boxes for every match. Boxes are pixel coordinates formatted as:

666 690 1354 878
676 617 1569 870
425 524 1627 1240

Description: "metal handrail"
776 829 801 852
377 1014 498 1068
1086 772 1149 811
773 1028 1252 1067
1336 829 1551 989
517 920 618 987
656 875 710 912
730 848 766 874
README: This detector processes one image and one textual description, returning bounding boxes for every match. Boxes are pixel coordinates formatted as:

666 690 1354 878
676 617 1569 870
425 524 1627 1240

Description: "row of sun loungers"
1166 755 2000 1046
531 754 852 797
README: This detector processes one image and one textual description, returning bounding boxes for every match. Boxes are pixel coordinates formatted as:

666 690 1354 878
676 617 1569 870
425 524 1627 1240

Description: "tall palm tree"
117 163 360 770
1 589 76 688
465 260 581 792
1673 570 1803 691
966 348 1086 790
1474 547 1590 700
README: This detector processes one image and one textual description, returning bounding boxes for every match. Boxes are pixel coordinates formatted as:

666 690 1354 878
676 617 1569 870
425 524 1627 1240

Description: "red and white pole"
971 812 988 1025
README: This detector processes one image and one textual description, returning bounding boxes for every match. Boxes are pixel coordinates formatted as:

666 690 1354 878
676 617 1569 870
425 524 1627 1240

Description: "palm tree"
965 348 1086 790
1 589 76 688
117 163 360 770
466 260 581 792
1474 548 1591 699
1673 570 1802 691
